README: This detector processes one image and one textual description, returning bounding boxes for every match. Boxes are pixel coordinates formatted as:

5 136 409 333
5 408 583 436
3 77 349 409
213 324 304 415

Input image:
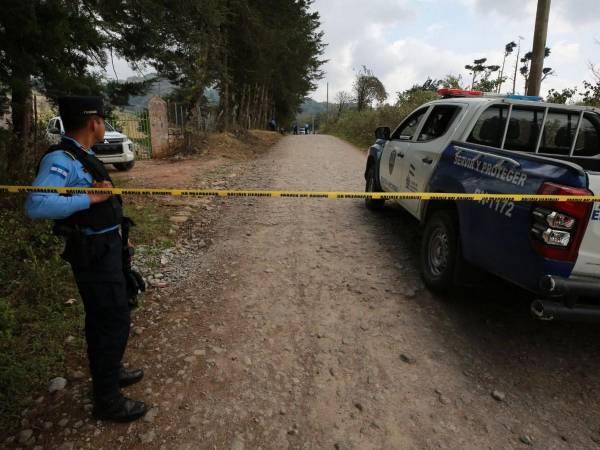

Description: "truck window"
573 113 600 157
503 107 544 152
391 107 428 141
467 105 508 148
538 110 580 156
417 105 461 142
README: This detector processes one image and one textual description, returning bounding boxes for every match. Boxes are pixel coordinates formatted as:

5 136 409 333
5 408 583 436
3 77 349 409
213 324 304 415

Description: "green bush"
0 297 16 339
0 208 82 417
322 91 436 149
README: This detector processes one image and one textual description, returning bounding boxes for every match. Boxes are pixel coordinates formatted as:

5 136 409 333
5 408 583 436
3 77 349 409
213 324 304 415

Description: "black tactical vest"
40 138 123 230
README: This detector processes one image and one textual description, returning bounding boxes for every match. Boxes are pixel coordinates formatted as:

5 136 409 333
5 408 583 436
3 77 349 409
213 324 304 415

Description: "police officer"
25 96 147 422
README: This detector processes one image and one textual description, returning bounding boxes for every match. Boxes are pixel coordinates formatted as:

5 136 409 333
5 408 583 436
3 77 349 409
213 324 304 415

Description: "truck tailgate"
572 173 600 280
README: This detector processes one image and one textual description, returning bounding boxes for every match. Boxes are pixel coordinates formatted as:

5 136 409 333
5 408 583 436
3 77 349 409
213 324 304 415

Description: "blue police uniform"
26 136 119 235
26 127 145 421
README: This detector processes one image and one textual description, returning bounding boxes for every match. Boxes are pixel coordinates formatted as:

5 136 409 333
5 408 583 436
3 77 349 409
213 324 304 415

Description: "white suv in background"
46 116 136 171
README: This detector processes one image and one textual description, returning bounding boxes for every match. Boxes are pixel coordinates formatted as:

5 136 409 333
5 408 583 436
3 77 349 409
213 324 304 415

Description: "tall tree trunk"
247 84 254 129
9 71 33 176
238 85 246 129
252 84 261 129
223 76 230 131
258 85 268 129
497 54 507 93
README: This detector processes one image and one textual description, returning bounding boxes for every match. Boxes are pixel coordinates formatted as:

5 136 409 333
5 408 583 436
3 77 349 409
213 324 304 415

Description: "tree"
335 91 352 117
546 87 577 104
353 66 388 112
497 41 517 93
0 0 112 174
440 74 464 89
465 58 500 91
210 0 325 130
1 0 326 170
581 63 600 106
396 78 440 106
519 47 553 93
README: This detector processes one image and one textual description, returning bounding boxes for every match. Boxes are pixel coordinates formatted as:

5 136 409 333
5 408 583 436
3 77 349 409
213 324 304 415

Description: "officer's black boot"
119 367 144 388
93 396 148 423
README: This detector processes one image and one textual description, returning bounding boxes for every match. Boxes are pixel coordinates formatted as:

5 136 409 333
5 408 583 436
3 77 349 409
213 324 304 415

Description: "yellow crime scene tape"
2 185 600 203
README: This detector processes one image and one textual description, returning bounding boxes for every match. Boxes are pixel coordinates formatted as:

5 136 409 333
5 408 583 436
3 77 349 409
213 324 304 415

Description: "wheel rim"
428 226 449 277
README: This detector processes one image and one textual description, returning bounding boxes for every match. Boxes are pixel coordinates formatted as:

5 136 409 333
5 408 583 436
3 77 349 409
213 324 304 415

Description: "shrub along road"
5 134 600 449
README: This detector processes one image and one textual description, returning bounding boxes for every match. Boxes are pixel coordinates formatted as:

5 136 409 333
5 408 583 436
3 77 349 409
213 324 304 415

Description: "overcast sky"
310 0 600 102
109 0 600 103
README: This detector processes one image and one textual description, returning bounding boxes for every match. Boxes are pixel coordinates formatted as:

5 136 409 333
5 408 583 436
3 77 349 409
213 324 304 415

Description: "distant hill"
300 98 327 115
125 74 220 107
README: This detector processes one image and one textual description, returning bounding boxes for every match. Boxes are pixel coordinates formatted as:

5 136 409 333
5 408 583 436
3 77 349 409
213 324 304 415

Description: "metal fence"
112 107 152 160
108 102 219 159
166 101 217 144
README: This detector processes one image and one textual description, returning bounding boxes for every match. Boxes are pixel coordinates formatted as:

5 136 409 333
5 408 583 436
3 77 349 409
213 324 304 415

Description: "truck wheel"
114 161 135 172
420 210 460 292
365 166 385 210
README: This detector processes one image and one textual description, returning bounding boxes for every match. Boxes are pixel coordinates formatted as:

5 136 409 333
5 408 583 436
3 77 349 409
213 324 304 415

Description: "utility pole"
326 82 329 119
512 36 524 95
527 0 551 96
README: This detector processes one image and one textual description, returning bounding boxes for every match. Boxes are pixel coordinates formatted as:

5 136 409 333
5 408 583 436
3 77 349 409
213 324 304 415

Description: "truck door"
379 107 429 192
400 104 464 217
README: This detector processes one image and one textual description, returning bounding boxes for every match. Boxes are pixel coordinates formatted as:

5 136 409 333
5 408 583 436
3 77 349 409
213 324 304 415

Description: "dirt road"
13 135 600 449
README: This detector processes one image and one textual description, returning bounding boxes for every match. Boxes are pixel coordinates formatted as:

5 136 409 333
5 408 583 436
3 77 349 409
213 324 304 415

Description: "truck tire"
420 209 461 292
114 161 135 172
365 166 385 210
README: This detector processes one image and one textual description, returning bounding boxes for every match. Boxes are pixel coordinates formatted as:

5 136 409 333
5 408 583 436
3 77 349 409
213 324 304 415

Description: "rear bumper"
531 275 600 322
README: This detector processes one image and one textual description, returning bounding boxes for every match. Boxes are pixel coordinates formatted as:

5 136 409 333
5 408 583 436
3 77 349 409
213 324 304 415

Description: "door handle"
422 157 433 165
398 152 405 158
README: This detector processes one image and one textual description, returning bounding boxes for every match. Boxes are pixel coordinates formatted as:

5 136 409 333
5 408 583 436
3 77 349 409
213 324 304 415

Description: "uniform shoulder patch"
50 164 70 179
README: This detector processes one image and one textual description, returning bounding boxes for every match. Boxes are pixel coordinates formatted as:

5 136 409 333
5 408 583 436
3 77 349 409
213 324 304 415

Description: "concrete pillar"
148 96 169 158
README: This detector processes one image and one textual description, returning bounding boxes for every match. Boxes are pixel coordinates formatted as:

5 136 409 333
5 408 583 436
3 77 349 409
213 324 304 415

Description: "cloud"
463 0 600 27
314 26 505 102
309 0 600 102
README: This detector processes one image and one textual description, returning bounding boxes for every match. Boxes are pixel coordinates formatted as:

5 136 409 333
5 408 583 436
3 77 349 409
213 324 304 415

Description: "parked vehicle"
365 88 600 321
46 116 136 171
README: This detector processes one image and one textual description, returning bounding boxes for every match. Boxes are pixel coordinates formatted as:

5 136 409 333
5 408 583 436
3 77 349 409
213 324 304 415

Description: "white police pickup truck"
365 88 600 321
46 116 136 171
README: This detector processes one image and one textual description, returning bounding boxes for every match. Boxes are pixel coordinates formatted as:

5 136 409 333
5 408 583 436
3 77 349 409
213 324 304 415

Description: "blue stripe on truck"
428 142 586 292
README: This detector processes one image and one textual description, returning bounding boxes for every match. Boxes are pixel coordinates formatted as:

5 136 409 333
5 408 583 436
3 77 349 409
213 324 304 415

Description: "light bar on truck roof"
506 94 543 102
437 88 543 102
437 88 483 98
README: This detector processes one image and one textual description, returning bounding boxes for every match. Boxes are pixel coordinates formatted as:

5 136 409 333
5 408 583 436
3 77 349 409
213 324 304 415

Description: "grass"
0 196 171 420
321 93 435 149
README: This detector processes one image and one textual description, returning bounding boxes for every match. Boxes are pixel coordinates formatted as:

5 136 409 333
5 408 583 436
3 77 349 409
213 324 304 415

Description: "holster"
56 224 94 269
121 217 146 309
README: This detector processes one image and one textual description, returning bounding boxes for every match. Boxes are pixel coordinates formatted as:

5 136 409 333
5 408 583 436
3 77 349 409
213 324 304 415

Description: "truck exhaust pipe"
531 299 600 323
539 275 600 298
531 275 600 322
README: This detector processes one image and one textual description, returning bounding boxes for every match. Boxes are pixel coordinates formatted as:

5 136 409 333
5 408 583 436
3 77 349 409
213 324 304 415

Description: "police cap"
58 96 105 119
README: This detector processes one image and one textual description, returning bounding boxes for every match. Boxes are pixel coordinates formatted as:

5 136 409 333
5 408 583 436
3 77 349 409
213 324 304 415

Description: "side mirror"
116 127 123 133
375 126 391 141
